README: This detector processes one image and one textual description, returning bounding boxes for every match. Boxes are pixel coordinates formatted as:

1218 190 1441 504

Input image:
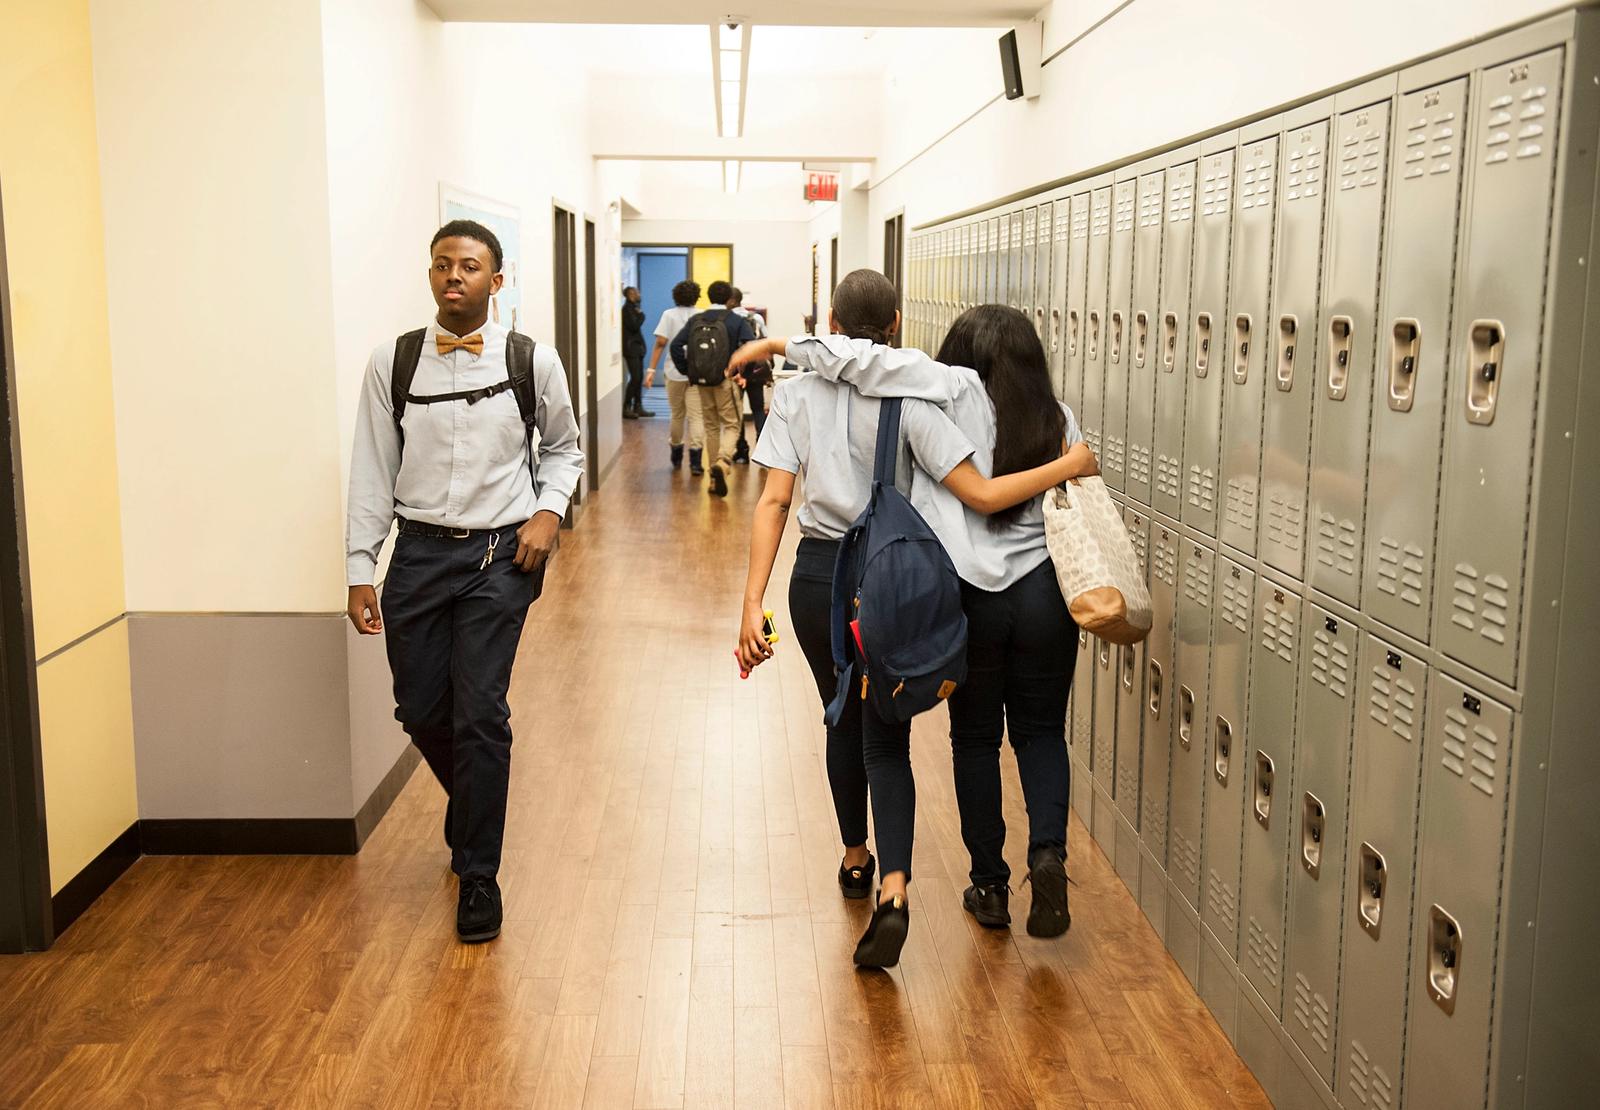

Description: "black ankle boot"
853 894 910 969
963 883 1011 928
1025 846 1070 938
670 444 683 469
689 448 704 476
456 875 502 943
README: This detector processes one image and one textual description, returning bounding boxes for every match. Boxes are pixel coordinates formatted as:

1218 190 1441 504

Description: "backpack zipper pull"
892 680 905 698
860 675 870 701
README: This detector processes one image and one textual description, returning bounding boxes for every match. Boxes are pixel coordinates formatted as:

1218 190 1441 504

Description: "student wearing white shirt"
644 279 701 472
733 272 1097 968
345 220 584 944
752 302 1097 941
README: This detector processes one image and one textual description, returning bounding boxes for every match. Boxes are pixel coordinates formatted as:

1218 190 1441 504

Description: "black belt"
397 517 503 540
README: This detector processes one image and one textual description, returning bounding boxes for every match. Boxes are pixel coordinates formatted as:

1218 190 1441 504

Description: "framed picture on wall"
438 183 521 331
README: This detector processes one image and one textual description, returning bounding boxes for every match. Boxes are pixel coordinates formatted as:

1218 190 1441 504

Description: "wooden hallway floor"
0 411 1270 1109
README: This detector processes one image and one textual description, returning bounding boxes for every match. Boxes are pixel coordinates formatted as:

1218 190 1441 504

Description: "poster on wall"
438 183 521 330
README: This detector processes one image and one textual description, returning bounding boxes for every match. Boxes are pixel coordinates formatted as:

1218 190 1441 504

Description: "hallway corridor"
0 421 1268 1109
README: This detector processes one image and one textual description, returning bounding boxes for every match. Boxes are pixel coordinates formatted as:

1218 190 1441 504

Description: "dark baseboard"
140 818 358 855
354 744 421 848
51 822 140 938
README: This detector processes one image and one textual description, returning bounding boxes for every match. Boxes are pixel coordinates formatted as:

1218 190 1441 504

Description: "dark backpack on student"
683 310 732 387
391 328 540 450
825 398 968 726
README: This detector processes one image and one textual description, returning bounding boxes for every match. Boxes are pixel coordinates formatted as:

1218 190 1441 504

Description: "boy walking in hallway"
345 219 584 944
644 279 701 471
671 279 754 497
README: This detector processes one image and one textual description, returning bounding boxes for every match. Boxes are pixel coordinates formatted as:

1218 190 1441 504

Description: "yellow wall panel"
37 624 138 895
0 0 128 657
689 246 732 307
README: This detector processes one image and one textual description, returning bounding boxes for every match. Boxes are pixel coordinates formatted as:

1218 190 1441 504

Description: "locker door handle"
1301 791 1325 877
1069 310 1081 357
1079 629 1090 649
1178 685 1195 749
1466 320 1504 425
1088 311 1101 362
1326 316 1353 400
1121 646 1136 691
1161 312 1178 373
1427 904 1463 1015
1147 660 1163 716
1134 311 1150 369
1253 751 1275 827
1389 318 1420 412
1194 312 1213 378
1049 308 1063 354
1232 314 1252 383
1357 842 1387 938
1275 315 1299 392
1098 640 1111 669
1110 310 1125 364
1213 716 1233 786
1035 306 1047 343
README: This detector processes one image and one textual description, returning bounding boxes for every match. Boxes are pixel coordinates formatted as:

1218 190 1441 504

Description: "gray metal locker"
1009 210 1025 311
1140 520 1181 926
1338 635 1427 1110
1127 166 1166 508
1082 185 1112 462
1068 626 1095 822
1184 139 1235 537
1155 154 1198 521
1284 604 1358 1084
1404 676 1514 1110
1091 631 1118 859
1034 200 1054 348
1240 577 1302 1016
1048 199 1071 397
1259 108 1331 581
1310 90 1393 606
1104 174 1137 492
1435 48 1564 687
1063 192 1092 414
1021 205 1038 327
1220 124 1281 556
1169 538 1215 915
1116 506 1151 828
1202 557 1253 959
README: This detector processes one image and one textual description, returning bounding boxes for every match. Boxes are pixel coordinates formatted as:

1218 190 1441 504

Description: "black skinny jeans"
949 559 1077 887
788 537 916 880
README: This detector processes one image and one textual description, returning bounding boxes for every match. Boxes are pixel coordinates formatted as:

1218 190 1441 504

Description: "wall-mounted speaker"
998 22 1042 101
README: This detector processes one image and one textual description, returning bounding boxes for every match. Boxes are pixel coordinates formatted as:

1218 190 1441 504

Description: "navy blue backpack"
825 398 968 726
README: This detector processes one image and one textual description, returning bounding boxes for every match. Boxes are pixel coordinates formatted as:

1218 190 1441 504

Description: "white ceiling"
425 2 1039 27
568 24 997 76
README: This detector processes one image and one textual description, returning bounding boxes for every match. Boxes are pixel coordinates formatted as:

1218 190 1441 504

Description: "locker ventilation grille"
1115 188 1135 233
1174 829 1201 893
1167 174 1195 224
1374 536 1428 609
1093 194 1111 237
1261 598 1297 664
1129 521 1149 575
1086 426 1102 457
1286 141 1325 202
1247 915 1282 990
1266 493 1305 557
1221 574 1250 634
1206 870 1239 936
1486 84 1549 166
1117 760 1139 807
1449 563 1510 646
1225 477 1258 536
1184 556 1214 608
1130 442 1153 488
1315 512 1360 580
1106 434 1127 477
1139 182 1162 227
1142 792 1168 851
1369 665 1420 742
1072 204 1089 241
1201 162 1233 217
1292 972 1334 1053
1442 703 1501 797
1157 454 1182 501
1311 626 1351 698
1155 536 1179 587
1346 1039 1395 1108
1241 156 1276 210
1188 466 1217 515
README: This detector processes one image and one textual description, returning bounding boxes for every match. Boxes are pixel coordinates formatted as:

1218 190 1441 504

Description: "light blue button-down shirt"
345 320 584 586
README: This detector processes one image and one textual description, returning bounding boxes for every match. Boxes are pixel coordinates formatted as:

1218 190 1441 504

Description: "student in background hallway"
345 219 583 945
777 302 1094 939
621 285 652 419
671 279 754 497
723 284 763 463
733 271 1096 968
644 279 700 470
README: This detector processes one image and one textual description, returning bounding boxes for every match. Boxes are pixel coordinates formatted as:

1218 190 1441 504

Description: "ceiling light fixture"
723 160 742 193
711 19 751 139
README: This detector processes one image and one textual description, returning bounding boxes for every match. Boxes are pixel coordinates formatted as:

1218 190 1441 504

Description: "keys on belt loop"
480 532 500 570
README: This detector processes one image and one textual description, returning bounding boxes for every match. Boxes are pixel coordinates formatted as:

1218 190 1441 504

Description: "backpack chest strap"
402 378 516 408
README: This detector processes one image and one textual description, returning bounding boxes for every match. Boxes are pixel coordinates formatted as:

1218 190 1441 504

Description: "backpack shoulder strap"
391 328 428 425
872 397 903 487
505 330 539 422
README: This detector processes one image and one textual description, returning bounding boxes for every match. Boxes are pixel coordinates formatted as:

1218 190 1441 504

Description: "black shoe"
443 799 453 851
457 875 502 943
689 448 704 476
709 464 728 497
837 853 875 900
624 407 639 420
637 407 656 418
853 894 910 969
1025 847 1070 938
732 440 750 464
963 883 1011 928
670 445 683 470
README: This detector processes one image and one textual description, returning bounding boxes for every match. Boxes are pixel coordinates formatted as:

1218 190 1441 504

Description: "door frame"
583 218 599 491
552 204 584 512
0 178 54 953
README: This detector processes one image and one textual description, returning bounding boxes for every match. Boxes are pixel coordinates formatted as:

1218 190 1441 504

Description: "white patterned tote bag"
1042 476 1153 644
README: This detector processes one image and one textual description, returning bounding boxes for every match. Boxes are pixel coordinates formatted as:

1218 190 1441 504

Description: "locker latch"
1134 311 1150 368
1110 310 1125 364
1088 311 1101 363
1035 306 1047 344
1301 791 1325 877
1466 320 1505 425
1195 313 1213 378
1358 842 1388 937
1050 308 1062 354
1148 660 1163 717
1233 315 1253 384
1427 905 1463 1015
1162 313 1178 373
1069 309 1081 357
1213 716 1233 787
1275 315 1299 392
1099 640 1112 669
1389 319 1420 412
1326 316 1353 400
1178 685 1196 749
1253 751 1275 827
1120 646 1136 692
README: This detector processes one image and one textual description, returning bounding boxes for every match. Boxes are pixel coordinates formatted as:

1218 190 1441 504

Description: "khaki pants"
691 381 741 471
666 379 690 447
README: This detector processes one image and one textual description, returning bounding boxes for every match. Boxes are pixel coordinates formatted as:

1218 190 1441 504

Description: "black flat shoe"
1025 848 1071 938
457 875 502 944
853 894 910 969
963 883 1011 928
838 853 875 899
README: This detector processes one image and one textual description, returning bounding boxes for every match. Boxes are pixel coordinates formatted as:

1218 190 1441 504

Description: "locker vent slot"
1206 869 1239 935
1085 426 1102 457
1157 454 1182 501
1073 203 1089 240
1129 442 1152 489
1246 915 1282 989
1173 829 1201 892
1291 973 1334 1052
1224 477 1258 537
1374 537 1427 607
1139 182 1162 227
1187 466 1217 514
1167 173 1195 223
1128 518 1149 574
1141 793 1168 851
1442 703 1501 797
1115 189 1135 232
1266 493 1305 558
1368 664 1419 741
1241 155 1275 210
1154 533 1179 587
1200 161 1233 216
1310 624 1351 698
1117 755 1139 804
1220 573 1250 634
1286 140 1324 201
1261 597 1298 663
1314 512 1360 580
1183 556 1213 607
1449 562 1510 645
1346 1039 1396 1109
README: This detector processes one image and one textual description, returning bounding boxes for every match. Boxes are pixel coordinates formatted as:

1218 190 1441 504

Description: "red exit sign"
804 172 839 202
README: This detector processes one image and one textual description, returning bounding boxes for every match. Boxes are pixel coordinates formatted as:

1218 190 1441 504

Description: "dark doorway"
883 214 905 347
830 235 839 295
583 218 599 491
0 181 52 953
552 205 583 512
